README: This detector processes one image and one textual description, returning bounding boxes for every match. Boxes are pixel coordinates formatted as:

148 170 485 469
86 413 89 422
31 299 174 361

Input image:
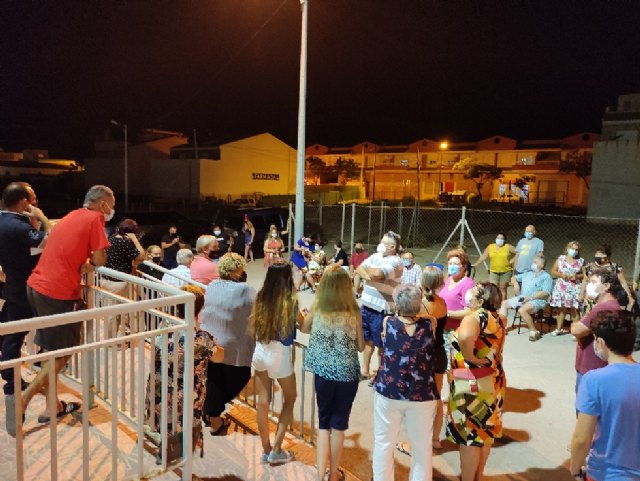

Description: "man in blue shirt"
512 224 544 282
501 253 552 341
0 182 50 435
571 310 640 481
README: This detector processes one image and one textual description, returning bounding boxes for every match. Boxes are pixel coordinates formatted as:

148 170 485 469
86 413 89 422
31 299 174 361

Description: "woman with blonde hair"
263 225 285 267
302 265 364 481
249 263 303 464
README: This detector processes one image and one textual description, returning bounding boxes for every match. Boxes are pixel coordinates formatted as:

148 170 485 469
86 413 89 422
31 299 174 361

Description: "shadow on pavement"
503 387 544 414
485 465 575 481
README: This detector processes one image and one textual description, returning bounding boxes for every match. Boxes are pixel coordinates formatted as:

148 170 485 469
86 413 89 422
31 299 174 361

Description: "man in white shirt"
354 232 403 381
161 248 193 287
400 251 423 285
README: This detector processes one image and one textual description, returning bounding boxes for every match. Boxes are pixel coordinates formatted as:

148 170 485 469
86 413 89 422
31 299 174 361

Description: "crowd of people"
1 183 639 481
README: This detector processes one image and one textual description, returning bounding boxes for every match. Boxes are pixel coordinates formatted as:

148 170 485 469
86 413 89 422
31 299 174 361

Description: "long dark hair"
250 263 297 343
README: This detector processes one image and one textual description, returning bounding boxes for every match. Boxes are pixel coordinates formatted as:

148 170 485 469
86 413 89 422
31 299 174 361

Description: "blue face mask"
448 264 461 276
524 231 534 240
402 259 411 268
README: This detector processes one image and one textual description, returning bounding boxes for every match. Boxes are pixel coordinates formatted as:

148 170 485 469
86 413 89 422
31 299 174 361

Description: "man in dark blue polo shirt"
0 182 50 434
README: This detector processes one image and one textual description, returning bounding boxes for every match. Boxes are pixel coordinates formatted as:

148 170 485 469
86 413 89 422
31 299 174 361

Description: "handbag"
452 367 494 395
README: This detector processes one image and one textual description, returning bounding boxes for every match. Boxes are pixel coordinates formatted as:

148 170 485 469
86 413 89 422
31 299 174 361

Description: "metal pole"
416 147 421 202
379 201 384 240
398 202 403 237
633 219 640 285
372 150 377 201
319 199 323 226
124 124 129 211
367 203 372 247
341 202 346 242
288 203 294 259
459 206 466 246
294 0 309 242
350 203 356 249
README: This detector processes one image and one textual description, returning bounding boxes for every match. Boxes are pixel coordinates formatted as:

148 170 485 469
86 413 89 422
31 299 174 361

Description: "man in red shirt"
14 185 113 433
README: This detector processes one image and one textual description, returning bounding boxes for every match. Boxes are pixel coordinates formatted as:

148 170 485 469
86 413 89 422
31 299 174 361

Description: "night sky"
1 1 639 158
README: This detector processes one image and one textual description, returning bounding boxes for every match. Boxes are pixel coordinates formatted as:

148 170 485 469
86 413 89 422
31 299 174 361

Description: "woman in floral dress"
447 282 506 481
145 285 223 452
550 241 584 335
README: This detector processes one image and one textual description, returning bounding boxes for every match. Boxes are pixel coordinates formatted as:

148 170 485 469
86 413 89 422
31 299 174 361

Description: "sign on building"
252 173 280 181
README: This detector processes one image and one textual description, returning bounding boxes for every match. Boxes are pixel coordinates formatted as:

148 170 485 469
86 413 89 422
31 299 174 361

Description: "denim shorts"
361 305 384 347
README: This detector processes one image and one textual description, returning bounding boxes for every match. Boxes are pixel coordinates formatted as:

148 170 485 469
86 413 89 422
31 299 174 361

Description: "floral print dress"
447 309 506 447
550 255 584 309
145 330 218 435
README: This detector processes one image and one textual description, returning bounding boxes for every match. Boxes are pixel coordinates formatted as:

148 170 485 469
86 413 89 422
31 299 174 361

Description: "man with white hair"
190 235 219 285
161 248 194 287
354 231 403 381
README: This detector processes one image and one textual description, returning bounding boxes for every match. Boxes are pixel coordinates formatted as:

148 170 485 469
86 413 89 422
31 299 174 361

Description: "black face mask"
151 256 161 264
355 248 363 253
232 271 248 283
208 250 217 260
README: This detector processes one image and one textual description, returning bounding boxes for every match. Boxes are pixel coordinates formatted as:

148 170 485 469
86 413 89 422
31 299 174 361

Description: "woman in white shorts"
250 263 303 464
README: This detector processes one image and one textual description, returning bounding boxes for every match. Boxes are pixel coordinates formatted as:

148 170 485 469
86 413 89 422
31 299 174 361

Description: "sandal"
208 417 230 436
395 442 411 456
37 400 81 424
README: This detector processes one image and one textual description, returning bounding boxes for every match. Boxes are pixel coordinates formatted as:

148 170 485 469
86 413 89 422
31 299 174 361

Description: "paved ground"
2 256 637 481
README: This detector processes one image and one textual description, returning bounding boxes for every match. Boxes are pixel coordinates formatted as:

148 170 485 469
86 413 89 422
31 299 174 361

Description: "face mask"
595 256 607 265
170 232 177 237
495 238 505 247
402 259 411 268
586 282 600 300
530 262 539 272
593 341 607 362
376 243 386 254
355 248 363 253
208 250 217 260
232 271 247 283
151 256 161 264
104 207 115 222
463 290 473 308
214 230 221 236
271 233 277 238
524 231 533 240
448 264 461 276
567 248 577 258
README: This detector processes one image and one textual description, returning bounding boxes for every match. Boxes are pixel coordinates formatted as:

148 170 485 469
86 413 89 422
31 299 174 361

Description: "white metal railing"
0 267 195 481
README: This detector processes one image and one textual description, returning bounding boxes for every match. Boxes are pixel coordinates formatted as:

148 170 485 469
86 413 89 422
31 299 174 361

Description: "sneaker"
551 329 565 336
529 331 541 342
267 450 294 464
260 452 269 464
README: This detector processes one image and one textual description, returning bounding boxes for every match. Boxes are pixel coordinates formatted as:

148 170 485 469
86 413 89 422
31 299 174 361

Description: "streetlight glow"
440 141 448 150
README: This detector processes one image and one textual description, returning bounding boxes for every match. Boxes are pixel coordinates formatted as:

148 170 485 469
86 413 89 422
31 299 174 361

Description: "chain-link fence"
290 202 640 283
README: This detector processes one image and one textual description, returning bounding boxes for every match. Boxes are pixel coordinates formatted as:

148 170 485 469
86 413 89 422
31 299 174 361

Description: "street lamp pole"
294 0 308 242
111 120 128 210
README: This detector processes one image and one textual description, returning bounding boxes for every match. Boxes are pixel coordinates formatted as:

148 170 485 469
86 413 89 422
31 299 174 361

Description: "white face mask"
214 230 221 236
104 207 115 222
376 243 386 254
593 340 607 362
567 248 577 258
495 238 505 247
271 232 277 238
463 290 473 308
530 262 539 272
586 282 600 300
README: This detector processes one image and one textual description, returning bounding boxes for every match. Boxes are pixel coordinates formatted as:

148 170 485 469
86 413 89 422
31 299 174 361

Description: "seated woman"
291 233 316 290
304 250 327 293
145 285 224 459
137 244 164 281
263 226 285 268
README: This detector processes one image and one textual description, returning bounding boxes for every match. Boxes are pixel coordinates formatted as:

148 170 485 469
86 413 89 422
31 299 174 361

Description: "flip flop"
37 400 81 424
208 417 230 436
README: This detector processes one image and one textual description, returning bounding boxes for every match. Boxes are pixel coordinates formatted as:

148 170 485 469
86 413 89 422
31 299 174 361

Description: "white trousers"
372 392 437 481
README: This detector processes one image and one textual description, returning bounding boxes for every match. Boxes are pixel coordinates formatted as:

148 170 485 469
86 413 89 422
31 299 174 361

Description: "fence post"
319 199 323 226
379 201 384 240
367 203 372 247
341 202 346 242
634 219 640 286
350 203 356 248
398 202 403 237
459 206 466 246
